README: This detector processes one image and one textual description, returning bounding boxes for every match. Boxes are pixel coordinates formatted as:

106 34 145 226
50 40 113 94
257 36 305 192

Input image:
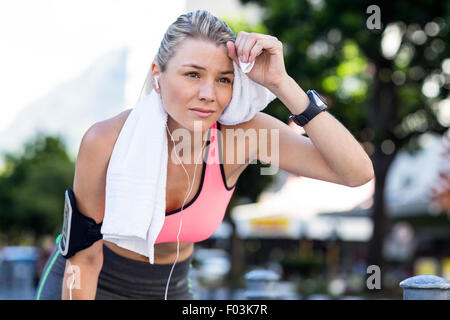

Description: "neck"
166 117 210 165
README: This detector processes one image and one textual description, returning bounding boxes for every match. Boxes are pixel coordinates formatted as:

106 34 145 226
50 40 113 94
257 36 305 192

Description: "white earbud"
154 76 159 89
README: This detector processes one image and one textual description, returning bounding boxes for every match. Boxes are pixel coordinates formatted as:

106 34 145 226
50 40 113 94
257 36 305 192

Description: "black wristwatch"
289 90 328 127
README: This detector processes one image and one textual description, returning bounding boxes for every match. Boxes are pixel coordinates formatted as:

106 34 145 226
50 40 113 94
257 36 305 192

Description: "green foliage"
0 132 75 243
279 251 324 277
221 15 268 36
296 275 329 296
240 0 449 145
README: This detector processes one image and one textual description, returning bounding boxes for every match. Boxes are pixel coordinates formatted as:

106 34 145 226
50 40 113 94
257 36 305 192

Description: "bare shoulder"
73 108 133 223
87 108 133 144
82 108 133 158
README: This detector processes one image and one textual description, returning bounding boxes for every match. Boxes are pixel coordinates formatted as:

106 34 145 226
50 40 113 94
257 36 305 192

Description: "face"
152 37 234 133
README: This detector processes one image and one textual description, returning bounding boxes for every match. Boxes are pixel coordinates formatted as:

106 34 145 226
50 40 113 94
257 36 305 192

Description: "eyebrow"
181 64 234 75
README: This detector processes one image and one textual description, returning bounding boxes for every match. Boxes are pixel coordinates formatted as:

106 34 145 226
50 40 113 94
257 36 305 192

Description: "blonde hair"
138 10 236 101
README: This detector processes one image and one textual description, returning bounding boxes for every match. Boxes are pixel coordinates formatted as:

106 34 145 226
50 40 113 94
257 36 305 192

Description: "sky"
2 0 447 135
0 0 186 132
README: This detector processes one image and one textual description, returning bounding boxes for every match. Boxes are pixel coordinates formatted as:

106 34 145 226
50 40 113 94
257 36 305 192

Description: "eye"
186 72 199 78
185 72 232 84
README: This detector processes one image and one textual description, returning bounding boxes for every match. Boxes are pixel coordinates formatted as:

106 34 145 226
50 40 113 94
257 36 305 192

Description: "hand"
226 31 288 91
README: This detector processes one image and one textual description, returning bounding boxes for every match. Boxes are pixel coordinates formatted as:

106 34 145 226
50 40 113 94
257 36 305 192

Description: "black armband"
58 188 103 259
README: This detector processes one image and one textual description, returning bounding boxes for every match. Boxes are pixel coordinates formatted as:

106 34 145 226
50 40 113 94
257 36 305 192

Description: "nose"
198 81 216 102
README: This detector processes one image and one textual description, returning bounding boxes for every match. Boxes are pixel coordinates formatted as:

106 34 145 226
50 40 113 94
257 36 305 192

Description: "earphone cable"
164 124 206 300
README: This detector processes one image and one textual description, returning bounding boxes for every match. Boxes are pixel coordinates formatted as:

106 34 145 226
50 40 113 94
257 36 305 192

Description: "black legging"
35 241 194 300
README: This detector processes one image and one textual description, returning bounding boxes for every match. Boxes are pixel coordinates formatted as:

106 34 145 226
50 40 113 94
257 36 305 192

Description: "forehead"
169 37 233 71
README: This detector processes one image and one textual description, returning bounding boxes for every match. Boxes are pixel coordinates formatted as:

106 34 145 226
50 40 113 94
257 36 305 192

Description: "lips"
190 107 215 113
190 107 215 118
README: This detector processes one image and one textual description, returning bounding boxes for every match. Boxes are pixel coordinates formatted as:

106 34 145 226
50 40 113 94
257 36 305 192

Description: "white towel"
101 57 277 263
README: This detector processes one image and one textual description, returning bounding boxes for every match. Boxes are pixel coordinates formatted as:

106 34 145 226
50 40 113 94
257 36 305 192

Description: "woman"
36 10 374 300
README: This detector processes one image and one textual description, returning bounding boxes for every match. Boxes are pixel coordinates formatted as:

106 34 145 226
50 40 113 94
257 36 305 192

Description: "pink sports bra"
154 121 236 244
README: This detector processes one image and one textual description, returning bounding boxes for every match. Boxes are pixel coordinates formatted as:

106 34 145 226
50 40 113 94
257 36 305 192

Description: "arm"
61 122 112 299
270 75 374 187
245 98 374 187
228 32 374 187
62 242 103 300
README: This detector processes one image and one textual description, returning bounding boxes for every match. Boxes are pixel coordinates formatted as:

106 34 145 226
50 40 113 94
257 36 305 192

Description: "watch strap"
289 90 327 127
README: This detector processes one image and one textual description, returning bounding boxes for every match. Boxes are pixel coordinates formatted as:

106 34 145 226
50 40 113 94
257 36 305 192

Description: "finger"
235 30 247 48
226 41 237 59
249 37 282 56
248 40 265 63
240 36 258 63
226 41 239 66
237 37 246 61
235 31 248 59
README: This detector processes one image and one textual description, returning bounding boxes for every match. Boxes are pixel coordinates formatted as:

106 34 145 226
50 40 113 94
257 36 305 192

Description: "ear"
151 62 161 92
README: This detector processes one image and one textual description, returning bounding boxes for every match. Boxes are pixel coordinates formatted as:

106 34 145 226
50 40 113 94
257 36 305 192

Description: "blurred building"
0 246 40 299
230 132 450 280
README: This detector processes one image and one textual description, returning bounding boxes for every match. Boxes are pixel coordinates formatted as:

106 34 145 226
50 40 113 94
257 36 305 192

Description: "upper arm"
68 111 130 266
66 122 112 265
248 112 349 186
73 121 113 225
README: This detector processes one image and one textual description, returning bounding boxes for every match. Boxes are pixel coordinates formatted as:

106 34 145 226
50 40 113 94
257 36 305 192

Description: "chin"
186 114 218 131
188 119 213 132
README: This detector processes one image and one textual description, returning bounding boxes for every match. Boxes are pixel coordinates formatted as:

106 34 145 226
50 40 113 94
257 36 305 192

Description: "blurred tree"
0 132 75 244
240 0 450 288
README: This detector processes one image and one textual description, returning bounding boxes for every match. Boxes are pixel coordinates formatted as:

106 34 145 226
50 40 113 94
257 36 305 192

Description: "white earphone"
154 76 159 89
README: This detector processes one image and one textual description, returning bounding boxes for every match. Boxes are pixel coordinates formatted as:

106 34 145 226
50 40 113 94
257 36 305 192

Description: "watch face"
59 190 72 256
311 90 326 107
